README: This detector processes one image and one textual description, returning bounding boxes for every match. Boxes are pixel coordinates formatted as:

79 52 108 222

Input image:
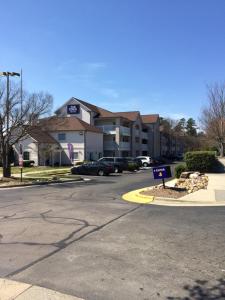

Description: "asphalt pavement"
0 167 224 300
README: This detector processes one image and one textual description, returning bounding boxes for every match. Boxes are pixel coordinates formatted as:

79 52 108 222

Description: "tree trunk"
2 150 11 178
219 142 224 157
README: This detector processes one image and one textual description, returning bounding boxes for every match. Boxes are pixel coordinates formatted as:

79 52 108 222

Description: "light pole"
0 71 20 177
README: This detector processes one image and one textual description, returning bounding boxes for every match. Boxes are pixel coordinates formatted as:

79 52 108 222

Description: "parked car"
98 157 128 173
71 161 114 176
136 156 152 167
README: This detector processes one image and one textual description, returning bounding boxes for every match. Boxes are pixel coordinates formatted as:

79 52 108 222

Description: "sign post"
19 144 23 182
152 166 172 188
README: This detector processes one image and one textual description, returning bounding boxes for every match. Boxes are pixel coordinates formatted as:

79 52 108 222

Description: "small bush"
127 162 138 172
184 151 217 173
23 160 35 167
175 164 187 178
75 161 84 166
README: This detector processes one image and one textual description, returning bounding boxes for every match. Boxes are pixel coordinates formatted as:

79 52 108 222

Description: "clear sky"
1 0 225 122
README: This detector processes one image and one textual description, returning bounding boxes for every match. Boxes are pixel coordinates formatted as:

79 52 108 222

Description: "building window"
58 133 66 141
23 151 30 160
142 139 148 144
122 136 130 142
136 150 140 156
72 152 79 160
135 137 140 143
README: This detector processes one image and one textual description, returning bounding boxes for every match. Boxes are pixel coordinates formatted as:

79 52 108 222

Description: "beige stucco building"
15 97 161 165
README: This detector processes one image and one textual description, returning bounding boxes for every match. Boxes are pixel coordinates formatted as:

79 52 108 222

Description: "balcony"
120 126 131 136
96 125 116 134
119 142 131 150
103 141 118 150
141 131 148 139
135 129 140 136
141 144 149 151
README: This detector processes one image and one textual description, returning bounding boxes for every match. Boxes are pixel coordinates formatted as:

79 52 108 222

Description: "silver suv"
136 156 152 167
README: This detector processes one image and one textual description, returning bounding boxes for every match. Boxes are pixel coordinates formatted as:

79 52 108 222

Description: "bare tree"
0 79 53 177
201 82 225 157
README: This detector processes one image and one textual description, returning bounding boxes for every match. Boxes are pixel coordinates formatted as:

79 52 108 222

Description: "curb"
0 278 84 299
122 181 225 207
0 178 84 189
122 188 154 204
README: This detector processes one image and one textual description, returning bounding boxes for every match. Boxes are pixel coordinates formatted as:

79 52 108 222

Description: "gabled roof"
113 111 140 122
141 114 159 124
27 127 57 144
77 99 116 118
38 116 103 133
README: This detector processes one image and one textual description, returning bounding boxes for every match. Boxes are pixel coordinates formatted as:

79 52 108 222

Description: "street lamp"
0 71 20 176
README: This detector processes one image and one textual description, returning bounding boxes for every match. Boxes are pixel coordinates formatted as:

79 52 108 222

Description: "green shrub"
75 161 84 166
127 162 138 172
175 164 187 178
23 160 35 167
75 160 90 166
184 151 217 172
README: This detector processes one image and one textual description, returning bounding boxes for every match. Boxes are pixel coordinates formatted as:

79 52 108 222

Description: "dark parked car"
98 157 128 173
71 162 114 176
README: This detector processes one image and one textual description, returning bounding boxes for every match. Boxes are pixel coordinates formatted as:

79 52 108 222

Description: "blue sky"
1 0 225 122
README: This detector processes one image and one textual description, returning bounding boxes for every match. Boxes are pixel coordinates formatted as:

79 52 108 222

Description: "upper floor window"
58 133 66 141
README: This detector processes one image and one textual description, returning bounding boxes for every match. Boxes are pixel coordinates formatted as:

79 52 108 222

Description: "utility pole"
0 71 20 177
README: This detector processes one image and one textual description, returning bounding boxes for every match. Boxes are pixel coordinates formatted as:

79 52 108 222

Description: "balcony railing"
141 131 148 139
96 125 116 134
120 126 131 136
96 125 131 136
120 142 131 150
103 141 118 150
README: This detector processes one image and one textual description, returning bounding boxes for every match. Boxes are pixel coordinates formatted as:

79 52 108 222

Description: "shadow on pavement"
167 278 225 300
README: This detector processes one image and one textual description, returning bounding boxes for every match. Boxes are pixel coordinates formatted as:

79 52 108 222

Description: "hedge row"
184 151 217 173
175 151 218 177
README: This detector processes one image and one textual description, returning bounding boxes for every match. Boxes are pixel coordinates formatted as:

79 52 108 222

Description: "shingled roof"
113 111 140 121
38 116 103 133
141 114 159 124
27 127 57 144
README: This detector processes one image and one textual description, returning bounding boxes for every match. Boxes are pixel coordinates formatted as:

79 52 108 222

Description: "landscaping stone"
175 172 208 194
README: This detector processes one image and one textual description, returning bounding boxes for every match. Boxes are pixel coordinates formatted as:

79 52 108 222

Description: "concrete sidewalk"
179 173 225 203
0 278 84 300
123 173 225 206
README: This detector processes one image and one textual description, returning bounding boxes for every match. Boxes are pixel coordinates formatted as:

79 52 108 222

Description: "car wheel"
114 167 119 173
98 170 105 176
143 162 148 167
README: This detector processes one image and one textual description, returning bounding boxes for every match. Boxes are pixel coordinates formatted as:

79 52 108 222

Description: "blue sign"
67 104 80 114
153 166 172 179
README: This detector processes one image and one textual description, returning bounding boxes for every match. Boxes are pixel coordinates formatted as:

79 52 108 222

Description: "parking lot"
0 168 225 300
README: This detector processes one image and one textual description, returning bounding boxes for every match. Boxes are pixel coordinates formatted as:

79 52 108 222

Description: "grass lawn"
0 166 71 175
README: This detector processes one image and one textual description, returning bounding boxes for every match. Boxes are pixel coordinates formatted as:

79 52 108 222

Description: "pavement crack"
5 204 141 278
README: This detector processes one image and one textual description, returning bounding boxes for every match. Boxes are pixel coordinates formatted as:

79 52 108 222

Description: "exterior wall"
49 131 85 164
131 117 142 157
14 136 39 165
85 132 104 160
142 120 160 158
56 98 91 124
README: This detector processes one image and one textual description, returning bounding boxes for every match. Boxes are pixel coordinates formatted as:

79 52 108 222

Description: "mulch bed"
140 186 188 199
